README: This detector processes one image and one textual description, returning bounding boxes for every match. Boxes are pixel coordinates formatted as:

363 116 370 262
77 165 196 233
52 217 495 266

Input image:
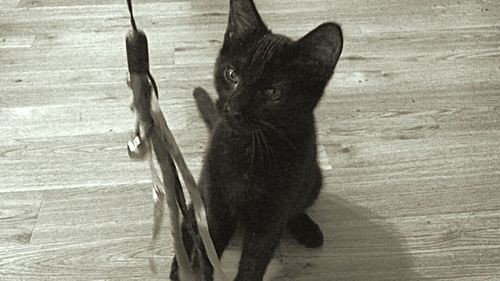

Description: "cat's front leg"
202 199 238 281
234 219 286 281
169 201 237 281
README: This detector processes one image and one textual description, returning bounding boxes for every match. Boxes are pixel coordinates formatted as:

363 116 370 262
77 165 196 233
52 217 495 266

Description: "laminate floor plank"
1 0 499 280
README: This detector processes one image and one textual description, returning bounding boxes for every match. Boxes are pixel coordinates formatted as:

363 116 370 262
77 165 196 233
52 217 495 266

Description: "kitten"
171 0 343 280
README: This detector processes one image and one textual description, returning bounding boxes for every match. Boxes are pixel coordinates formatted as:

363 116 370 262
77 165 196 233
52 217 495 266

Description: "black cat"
171 0 342 280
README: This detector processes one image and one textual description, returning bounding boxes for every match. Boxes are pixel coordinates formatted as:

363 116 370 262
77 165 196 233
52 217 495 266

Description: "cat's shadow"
220 193 422 280
276 193 423 281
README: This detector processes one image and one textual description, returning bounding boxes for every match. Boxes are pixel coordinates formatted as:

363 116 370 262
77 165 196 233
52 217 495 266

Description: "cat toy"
124 1 227 280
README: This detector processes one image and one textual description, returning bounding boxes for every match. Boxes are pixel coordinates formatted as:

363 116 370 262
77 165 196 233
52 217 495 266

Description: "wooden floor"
1 0 499 280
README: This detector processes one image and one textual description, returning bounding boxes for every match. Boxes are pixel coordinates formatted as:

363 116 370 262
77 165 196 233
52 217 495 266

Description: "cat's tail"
193 87 219 132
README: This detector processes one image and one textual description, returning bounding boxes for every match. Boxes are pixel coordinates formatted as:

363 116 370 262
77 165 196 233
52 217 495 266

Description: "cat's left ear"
225 0 268 44
296 22 343 77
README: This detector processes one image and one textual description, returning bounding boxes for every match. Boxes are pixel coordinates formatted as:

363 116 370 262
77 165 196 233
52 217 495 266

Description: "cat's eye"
225 66 239 84
265 88 281 101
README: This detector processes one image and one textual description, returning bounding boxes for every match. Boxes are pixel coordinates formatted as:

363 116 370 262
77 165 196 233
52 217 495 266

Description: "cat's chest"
206 143 263 205
209 137 262 183
208 128 276 182
210 130 302 186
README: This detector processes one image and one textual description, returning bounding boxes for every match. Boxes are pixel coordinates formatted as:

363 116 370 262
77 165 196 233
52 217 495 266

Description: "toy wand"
124 1 227 280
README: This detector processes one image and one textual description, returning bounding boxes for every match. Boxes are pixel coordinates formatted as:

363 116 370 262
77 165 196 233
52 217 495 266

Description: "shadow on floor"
279 193 424 281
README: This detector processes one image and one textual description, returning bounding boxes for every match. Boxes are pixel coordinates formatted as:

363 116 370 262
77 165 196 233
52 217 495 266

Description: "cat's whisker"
254 128 265 166
257 120 298 152
256 127 277 171
255 128 266 165
251 130 257 166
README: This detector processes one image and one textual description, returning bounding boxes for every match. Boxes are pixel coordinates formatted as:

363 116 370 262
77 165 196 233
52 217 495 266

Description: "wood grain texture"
1 0 499 280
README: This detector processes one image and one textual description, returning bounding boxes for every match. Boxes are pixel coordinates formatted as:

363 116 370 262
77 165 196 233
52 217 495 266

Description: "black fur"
171 1 342 280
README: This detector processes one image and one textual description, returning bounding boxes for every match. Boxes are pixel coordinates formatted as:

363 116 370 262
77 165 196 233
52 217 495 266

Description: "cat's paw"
287 213 324 248
193 86 219 130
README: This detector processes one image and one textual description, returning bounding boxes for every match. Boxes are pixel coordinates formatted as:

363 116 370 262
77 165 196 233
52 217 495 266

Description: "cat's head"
214 0 343 133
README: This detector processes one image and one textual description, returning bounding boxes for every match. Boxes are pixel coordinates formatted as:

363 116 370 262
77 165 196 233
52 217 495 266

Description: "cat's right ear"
224 0 268 45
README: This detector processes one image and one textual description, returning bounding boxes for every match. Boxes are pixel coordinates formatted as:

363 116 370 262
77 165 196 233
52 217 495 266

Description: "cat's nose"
230 111 242 122
223 104 242 122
